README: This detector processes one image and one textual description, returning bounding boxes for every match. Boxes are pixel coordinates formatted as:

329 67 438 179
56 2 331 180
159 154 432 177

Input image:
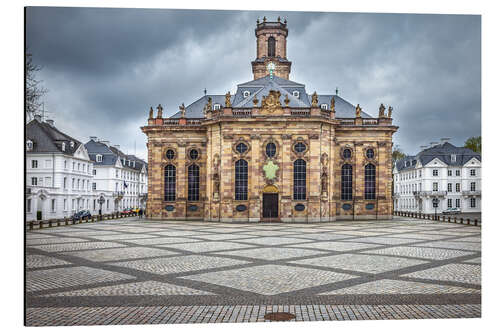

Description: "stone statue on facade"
311 91 318 107
179 103 186 118
149 106 154 119
388 106 393 118
156 104 163 118
261 90 282 113
321 166 328 197
355 104 362 118
253 95 259 107
379 103 386 118
225 91 231 107
284 94 290 107
330 96 335 112
212 154 220 200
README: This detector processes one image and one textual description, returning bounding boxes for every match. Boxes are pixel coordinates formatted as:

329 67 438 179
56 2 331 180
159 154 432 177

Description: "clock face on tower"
266 62 276 78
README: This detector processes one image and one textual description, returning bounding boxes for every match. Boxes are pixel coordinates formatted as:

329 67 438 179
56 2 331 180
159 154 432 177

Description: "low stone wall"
26 212 139 230
393 211 481 227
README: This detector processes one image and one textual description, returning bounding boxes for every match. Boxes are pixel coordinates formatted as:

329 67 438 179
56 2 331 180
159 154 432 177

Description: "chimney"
430 141 439 147
34 115 42 122
440 137 451 144
420 145 428 151
45 119 54 127
89 136 98 141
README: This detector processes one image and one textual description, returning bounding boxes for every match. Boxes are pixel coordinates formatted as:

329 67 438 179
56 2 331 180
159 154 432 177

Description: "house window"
31 160 38 168
236 143 248 154
456 183 460 192
265 142 276 158
447 183 452 192
366 148 375 159
107 200 109 209
188 164 200 201
470 198 476 208
294 142 307 154
432 169 438 176
470 169 476 176
447 199 452 208
213 103 221 111
451 154 456 162
72 162 75 170
78 163 80 171
93 169 97 175
341 164 353 200
365 163 376 200
26 140 33 151
62 142 66 151
64 160 67 169
235 159 248 200
419 170 422 178
26 198 31 212
267 36 276 57
448 170 452 176
456 199 461 208
31 177 37 186
93 200 96 210
51 199 56 212
243 90 250 98
72 178 75 189
63 177 67 189
164 165 176 201
320 104 328 110
342 148 352 159
70 141 74 149
433 182 438 191
471 182 476 191
189 149 199 160
96 154 103 162
293 159 307 200
456 170 460 176
293 91 300 98
92 183 96 190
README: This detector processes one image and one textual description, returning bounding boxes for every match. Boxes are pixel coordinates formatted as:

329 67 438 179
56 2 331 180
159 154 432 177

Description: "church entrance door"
262 193 279 220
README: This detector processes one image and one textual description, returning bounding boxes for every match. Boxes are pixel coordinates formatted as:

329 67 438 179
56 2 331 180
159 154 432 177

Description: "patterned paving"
25 216 481 325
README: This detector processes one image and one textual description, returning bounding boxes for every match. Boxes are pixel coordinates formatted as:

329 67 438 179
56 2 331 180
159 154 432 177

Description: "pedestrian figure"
139 208 143 219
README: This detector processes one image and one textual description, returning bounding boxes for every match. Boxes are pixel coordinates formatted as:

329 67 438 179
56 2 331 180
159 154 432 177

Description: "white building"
85 138 148 212
26 116 97 220
393 139 481 214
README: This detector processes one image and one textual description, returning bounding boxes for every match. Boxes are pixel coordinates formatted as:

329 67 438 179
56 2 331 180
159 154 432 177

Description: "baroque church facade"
142 18 398 222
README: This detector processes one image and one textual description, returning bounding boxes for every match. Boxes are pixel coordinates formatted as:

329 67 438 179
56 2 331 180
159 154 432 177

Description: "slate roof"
169 75 373 119
85 139 148 172
395 142 481 172
26 119 81 155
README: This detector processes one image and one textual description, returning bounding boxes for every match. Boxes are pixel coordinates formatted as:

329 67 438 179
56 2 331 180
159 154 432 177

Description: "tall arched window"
341 164 353 200
268 36 276 57
235 159 248 200
188 164 200 201
164 165 176 201
365 163 376 200
293 159 307 200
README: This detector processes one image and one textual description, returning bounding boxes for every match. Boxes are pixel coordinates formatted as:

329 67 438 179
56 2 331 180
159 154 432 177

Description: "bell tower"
251 17 292 80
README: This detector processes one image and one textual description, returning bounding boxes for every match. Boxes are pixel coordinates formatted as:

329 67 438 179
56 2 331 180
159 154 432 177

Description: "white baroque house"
26 116 97 220
26 116 148 221
84 138 148 212
393 139 481 214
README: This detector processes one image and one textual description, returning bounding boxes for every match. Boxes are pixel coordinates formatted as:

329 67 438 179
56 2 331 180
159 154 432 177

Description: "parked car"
121 208 132 214
443 207 461 215
131 207 140 213
72 210 91 221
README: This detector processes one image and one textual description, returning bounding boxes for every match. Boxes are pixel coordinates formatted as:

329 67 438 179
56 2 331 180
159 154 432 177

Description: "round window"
265 142 276 158
342 148 352 159
366 148 374 159
236 143 248 154
166 149 175 160
189 149 199 160
294 142 306 153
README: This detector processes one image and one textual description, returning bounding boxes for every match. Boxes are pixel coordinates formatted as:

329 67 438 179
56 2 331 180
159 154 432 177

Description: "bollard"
460 218 463 224
85 216 89 223
65 218 68 226
467 218 470 225
56 219 60 227
79 217 82 224
474 219 478 226
29 221 33 230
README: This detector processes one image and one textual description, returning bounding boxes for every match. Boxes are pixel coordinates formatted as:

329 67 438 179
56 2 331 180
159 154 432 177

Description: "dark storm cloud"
26 8 480 159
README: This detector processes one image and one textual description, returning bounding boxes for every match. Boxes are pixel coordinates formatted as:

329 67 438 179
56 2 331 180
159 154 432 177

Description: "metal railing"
394 211 480 226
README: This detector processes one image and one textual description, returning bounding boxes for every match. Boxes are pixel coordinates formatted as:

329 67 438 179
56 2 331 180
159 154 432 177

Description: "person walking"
138 208 143 219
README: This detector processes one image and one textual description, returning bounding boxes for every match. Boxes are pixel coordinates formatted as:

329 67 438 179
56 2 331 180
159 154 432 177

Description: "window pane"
188 164 200 201
293 159 306 200
294 142 306 153
265 142 276 158
341 164 353 200
235 160 248 200
164 165 176 201
364 163 376 200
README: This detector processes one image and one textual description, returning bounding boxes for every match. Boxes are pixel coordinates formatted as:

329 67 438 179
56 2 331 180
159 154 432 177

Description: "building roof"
169 75 373 119
395 142 481 172
84 139 148 172
26 118 81 155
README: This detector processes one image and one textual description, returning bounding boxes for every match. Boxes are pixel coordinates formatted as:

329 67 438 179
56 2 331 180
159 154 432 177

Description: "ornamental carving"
263 160 279 183
212 154 220 200
261 90 283 115
225 91 231 107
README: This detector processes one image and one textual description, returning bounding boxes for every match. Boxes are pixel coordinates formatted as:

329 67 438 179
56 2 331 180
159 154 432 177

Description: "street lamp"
98 196 105 220
432 198 439 220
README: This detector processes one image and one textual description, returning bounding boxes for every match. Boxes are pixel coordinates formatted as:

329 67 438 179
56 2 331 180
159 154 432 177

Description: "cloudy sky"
26 7 481 159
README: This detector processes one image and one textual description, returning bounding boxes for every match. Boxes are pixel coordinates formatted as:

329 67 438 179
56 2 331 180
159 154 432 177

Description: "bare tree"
25 52 48 121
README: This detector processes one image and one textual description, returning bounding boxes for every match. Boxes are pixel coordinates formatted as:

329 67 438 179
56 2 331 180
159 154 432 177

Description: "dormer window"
243 91 250 98
451 154 456 162
61 142 66 151
320 104 328 110
293 91 300 98
70 141 74 149
213 104 221 111
26 140 33 151
96 154 103 163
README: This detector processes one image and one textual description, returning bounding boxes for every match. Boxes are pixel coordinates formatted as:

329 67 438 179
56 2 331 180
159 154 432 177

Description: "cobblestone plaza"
25 217 481 326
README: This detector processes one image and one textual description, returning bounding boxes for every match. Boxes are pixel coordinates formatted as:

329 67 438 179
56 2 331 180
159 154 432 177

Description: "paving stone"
26 237 90 246
287 241 381 252
26 254 72 269
62 247 180 262
157 241 256 253
362 246 474 260
420 241 481 252
29 241 126 253
218 247 325 260
402 264 481 285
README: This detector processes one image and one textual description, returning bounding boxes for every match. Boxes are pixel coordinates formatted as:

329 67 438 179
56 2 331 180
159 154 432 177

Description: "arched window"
293 159 307 200
164 165 176 201
268 36 276 57
188 164 200 201
365 163 376 200
235 159 248 200
341 164 353 200
266 142 276 158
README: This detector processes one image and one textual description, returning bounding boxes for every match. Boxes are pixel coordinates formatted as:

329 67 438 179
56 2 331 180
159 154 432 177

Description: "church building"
141 18 398 222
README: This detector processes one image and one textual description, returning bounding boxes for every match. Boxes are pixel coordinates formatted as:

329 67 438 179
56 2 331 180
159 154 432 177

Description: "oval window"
266 142 276 158
366 203 375 210
294 142 306 153
188 205 198 211
342 203 352 211
294 203 305 211
236 204 247 212
366 148 374 159
342 148 352 159
236 143 248 154
165 205 175 211
166 149 175 160
189 149 199 160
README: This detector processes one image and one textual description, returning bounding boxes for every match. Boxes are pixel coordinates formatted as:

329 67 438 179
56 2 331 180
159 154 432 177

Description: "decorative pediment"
260 90 283 115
